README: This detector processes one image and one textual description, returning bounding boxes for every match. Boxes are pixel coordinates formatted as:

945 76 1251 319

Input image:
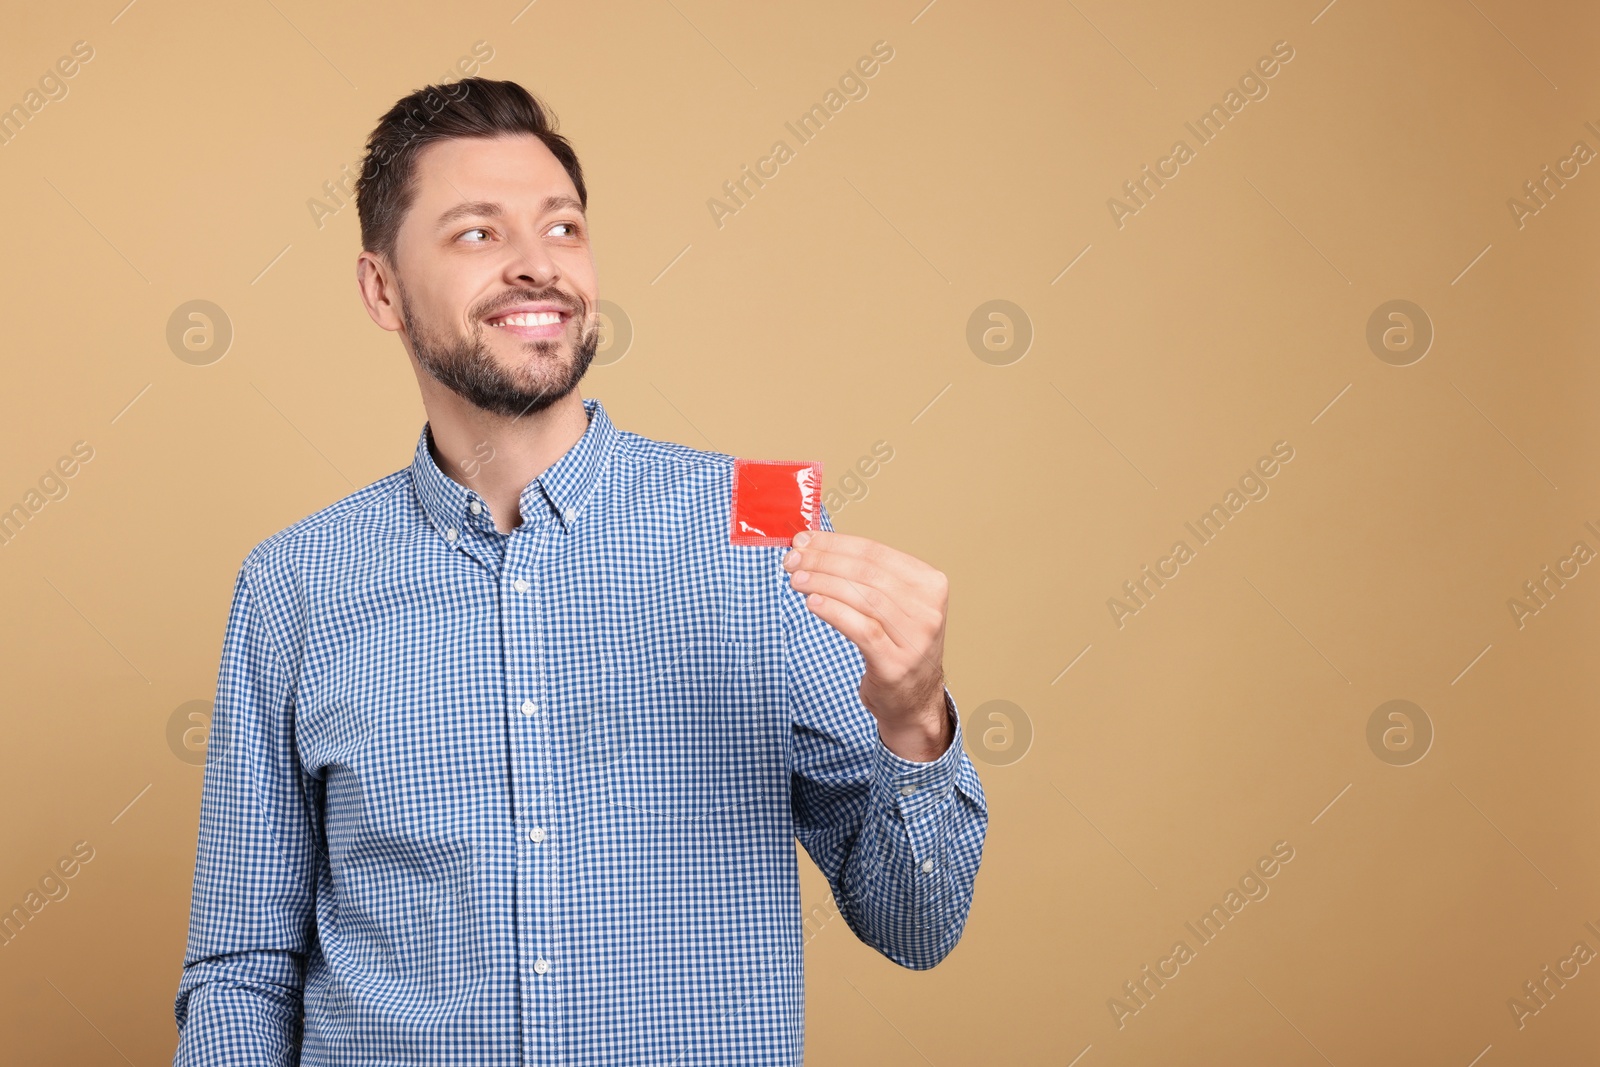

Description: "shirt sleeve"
172 558 319 1065
783 505 988 970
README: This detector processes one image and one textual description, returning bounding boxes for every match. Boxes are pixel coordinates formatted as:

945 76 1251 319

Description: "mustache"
477 289 582 320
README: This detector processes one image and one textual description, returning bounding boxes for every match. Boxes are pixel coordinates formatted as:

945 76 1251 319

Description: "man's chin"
455 382 570 419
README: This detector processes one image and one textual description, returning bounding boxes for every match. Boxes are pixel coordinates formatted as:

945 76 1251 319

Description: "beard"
399 280 599 420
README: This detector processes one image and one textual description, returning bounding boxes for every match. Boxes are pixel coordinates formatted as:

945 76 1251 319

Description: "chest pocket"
583 637 775 820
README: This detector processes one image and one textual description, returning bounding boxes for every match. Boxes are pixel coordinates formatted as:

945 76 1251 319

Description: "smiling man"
171 77 987 1066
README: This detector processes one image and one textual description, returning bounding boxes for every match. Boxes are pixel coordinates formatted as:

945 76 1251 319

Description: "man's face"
386 133 599 419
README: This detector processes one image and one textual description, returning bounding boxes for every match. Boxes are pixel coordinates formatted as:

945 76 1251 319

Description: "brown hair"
354 77 587 263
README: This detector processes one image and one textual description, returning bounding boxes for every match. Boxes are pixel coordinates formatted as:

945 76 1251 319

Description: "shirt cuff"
872 687 964 822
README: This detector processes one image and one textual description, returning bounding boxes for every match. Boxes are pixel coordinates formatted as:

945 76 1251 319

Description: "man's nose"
502 234 560 289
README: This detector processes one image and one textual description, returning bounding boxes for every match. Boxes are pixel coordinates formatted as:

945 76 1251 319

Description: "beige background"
1 0 1597 1063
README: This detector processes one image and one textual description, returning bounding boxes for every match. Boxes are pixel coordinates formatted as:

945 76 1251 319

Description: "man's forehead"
411 134 579 209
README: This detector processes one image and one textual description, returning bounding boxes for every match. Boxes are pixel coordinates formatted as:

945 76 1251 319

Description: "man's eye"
459 227 491 242
550 222 581 238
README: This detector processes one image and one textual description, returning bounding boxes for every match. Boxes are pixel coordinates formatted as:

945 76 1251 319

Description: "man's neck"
422 387 591 534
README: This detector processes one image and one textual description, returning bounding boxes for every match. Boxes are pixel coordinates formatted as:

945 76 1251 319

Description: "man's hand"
783 529 954 763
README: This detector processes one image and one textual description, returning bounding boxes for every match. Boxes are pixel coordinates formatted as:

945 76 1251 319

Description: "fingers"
787 531 950 687
791 530 938 589
784 534 946 633
791 565 922 652
798 590 900 671
802 590 941 692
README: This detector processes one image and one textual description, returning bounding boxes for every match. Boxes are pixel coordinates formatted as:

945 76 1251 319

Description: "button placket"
503 527 558 1019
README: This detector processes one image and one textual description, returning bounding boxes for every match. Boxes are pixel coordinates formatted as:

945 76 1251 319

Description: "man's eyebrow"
541 195 585 216
436 196 586 230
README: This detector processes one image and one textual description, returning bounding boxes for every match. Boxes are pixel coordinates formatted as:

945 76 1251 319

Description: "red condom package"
730 459 824 546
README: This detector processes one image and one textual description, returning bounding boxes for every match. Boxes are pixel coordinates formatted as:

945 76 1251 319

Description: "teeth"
493 311 562 327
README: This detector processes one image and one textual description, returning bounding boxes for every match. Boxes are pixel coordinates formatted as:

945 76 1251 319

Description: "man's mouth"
485 305 571 339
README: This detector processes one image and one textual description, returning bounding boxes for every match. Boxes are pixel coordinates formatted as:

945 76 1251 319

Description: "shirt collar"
409 396 617 542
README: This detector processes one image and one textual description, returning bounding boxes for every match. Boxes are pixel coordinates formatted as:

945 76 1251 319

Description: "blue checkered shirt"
172 396 987 1065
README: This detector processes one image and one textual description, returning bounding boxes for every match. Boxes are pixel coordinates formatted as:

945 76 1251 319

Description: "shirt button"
920 858 934 873
445 527 458 541
520 700 538 717
899 784 918 796
534 957 551 976
513 578 530 594
562 507 576 523
529 827 546 843
469 501 483 515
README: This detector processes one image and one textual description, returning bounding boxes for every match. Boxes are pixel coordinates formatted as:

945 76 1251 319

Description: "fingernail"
793 532 811 548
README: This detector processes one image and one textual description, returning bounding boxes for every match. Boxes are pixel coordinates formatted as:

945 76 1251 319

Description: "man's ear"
356 250 405 332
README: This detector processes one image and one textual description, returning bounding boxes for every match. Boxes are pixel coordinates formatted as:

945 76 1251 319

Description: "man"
172 77 987 1065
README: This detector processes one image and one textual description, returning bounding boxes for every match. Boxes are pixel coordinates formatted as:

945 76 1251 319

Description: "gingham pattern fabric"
172 396 988 1066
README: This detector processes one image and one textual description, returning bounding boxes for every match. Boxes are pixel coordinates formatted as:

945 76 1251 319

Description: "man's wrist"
877 689 956 763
